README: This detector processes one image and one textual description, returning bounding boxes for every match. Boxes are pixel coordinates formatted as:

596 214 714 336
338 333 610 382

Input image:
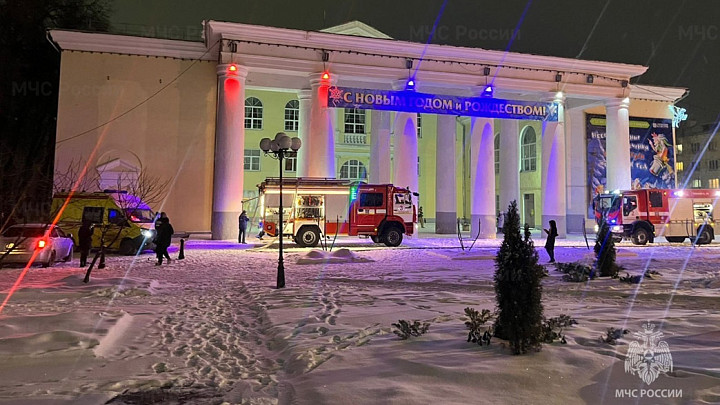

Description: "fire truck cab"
257 178 416 248
594 188 720 245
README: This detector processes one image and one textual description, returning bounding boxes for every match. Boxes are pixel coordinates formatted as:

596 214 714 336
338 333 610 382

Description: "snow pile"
296 248 374 265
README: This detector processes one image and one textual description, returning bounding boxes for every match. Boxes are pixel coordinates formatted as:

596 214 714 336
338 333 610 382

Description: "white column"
212 64 248 240
498 119 520 212
296 89 312 178
307 75 337 178
541 96 567 238
392 112 419 197
435 114 457 234
605 98 632 191
470 117 496 239
565 107 588 233
370 110 391 184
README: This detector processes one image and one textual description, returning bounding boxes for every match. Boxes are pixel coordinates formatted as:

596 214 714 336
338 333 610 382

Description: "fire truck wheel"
370 235 381 243
631 228 650 245
382 227 403 247
665 236 685 243
296 227 320 248
696 228 713 245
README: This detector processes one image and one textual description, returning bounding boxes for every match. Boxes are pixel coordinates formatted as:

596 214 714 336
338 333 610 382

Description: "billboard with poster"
586 114 676 217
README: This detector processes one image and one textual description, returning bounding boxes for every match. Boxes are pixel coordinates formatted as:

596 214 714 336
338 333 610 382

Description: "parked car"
0 224 75 267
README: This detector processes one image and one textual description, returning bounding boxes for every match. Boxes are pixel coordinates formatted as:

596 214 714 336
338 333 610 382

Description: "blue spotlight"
482 85 493 97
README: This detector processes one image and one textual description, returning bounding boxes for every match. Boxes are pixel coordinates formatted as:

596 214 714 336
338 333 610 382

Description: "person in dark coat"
154 212 173 265
238 210 250 244
78 220 94 267
544 220 558 263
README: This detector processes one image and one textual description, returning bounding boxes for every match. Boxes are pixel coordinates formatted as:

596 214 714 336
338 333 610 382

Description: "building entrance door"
523 193 535 228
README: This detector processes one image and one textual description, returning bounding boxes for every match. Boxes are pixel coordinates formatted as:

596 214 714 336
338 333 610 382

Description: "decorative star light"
669 105 688 128
328 86 344 106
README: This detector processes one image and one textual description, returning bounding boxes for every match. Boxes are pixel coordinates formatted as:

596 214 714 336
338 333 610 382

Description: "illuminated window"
494 134 500 174
284 100 299 131
710 178 719 188
344 108 366 134
417 114 422 138
244 149 260 171
244 97 263 129
692 179 702 188
520 127 537 172
339 159 367 180
284 156 297 172
676 161 684 171
676 144 683 154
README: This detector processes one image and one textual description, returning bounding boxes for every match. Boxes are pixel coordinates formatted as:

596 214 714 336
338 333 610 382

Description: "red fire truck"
593 188 720 245
257 178 416 247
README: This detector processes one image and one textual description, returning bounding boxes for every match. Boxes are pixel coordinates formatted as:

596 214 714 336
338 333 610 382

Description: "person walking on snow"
544 220 558 263
238 210 250 244
78 220 94 267
154 212 173 265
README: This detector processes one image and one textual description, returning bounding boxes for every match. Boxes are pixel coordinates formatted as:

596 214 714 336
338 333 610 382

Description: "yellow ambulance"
51 191 156 255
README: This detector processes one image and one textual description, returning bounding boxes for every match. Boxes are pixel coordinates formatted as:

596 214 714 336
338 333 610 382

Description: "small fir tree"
493 201 545 354
594 222 618 277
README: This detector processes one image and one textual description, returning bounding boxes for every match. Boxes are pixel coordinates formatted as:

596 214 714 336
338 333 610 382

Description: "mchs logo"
624 321 673 385
615 321 681 399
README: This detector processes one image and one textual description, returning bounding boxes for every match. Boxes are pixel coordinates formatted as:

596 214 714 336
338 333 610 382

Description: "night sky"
111 0 719 130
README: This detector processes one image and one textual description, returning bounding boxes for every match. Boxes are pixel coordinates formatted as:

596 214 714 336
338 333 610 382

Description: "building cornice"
49 30 215 60
628 85 687 103
205 20 648 80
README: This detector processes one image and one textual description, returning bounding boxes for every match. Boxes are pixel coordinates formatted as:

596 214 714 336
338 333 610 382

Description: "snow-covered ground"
1 233 720 404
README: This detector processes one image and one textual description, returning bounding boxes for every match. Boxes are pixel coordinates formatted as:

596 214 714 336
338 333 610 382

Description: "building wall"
676 129 720 189
55 51 217 233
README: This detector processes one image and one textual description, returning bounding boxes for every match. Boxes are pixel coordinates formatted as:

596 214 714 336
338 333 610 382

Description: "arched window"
520 127 537 172
339 160 367 180
284 100 299 131
494 133 500 174
244 97 263 129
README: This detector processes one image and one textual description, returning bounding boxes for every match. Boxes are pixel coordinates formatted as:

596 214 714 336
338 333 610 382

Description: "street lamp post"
260 132 302 289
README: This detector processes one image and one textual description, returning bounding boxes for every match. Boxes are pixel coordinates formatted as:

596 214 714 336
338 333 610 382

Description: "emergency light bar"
262 189 350 195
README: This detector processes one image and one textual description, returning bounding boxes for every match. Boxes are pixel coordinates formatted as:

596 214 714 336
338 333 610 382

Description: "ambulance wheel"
119 239 135 255
382 227 403 247
631 228 650 245
296 227 320 248
696 228 713 245
665 236 685 243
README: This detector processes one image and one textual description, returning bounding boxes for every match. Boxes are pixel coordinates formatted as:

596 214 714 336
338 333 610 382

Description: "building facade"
676 123 720 189
50 21 686 239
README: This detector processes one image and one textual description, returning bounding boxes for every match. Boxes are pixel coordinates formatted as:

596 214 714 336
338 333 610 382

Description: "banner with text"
586 114 676 217
327 86 559 121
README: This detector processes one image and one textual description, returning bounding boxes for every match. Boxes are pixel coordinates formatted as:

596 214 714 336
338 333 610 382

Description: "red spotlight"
228 64 238 73
37 240 46 249
321 71 330 80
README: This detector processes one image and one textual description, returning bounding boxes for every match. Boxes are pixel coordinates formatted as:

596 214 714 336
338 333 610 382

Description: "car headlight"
593 224 599 233
611 225 623 232
142 230 153 238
